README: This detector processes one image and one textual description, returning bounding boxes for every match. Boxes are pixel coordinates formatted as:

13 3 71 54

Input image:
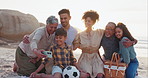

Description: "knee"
80 72 90 78
53 72 62 78
126 72 135 78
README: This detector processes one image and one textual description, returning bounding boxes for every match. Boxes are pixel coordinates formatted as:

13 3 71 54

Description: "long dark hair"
116 22 135 41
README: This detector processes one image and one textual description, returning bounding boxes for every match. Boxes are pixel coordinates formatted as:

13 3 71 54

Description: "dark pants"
15 47 45 77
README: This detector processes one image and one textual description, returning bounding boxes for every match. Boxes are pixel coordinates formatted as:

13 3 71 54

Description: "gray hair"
46 16 58 24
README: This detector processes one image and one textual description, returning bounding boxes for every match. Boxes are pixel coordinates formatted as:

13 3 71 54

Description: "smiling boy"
30 28 77 78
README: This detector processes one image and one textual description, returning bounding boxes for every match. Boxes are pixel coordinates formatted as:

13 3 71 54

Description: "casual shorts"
52 66 62 75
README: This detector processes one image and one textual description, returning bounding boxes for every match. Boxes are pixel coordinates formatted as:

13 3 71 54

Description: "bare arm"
30 64 45 78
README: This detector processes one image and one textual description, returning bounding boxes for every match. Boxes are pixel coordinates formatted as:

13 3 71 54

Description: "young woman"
115 23 139 78
73 10 104 78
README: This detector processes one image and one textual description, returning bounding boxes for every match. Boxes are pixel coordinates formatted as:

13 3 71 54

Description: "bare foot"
13 63 19 72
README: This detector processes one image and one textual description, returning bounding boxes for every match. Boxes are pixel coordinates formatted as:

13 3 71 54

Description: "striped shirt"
50 43 77 69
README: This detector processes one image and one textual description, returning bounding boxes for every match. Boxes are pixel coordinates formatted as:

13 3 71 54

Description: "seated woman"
73 10 104 78
115 22 139 78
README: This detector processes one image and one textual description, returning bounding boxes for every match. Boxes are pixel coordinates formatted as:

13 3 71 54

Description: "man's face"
105 24 115 37
46 23 58 34
59 13 71 28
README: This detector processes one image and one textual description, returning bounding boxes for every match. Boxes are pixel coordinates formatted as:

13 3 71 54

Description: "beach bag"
104 52 127 78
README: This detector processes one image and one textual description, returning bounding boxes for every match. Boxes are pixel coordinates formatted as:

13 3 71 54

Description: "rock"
39 22 45 27
0 9 40 41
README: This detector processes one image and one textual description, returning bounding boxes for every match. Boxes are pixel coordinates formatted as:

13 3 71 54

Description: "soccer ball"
62 66 80 78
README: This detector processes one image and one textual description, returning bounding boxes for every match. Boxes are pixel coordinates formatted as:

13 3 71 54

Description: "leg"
32 73 53 78
15 47 37 76
53 72 62 78
80 72 90 78
52 66 62 78
125 58 139 78
96 73 103 78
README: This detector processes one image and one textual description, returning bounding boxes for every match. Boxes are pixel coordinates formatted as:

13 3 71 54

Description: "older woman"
15 16 58 76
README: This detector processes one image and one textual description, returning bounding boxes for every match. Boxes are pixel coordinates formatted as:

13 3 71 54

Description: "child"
100 22 137 61
115 22 139 78
73 10 104 78
30 28 77 78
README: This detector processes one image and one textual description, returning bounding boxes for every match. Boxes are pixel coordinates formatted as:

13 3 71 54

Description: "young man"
30 28 77 78
14 16 58 76
57 9 78 46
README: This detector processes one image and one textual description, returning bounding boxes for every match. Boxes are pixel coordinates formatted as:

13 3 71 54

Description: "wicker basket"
104 53 127 78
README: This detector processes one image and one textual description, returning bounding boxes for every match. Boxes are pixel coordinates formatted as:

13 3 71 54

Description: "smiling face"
59 13 71 28
46 23 58 34
55 36 67 47
105 23 115 37
115 27 123 39
84 17 95 28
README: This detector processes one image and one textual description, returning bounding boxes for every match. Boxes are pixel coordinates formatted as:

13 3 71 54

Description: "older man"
15 16 58 76
101 22 137 61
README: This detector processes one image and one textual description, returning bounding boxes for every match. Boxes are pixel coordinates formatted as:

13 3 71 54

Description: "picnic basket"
104 52 127 78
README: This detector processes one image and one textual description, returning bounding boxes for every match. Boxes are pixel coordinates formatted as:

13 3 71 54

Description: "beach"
0 40 147 78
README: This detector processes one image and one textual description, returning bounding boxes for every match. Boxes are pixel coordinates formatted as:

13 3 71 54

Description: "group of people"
13 9 139 78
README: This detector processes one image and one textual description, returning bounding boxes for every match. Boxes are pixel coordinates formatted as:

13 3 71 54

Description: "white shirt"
19 26 55 58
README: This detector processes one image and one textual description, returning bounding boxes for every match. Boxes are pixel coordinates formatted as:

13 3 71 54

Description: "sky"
0 0 147 39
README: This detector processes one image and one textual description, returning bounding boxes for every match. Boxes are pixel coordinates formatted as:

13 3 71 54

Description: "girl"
73 10 104 78
115 23 139 78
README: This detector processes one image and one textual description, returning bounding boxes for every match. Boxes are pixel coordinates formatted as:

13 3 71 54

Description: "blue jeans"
125 58 139 78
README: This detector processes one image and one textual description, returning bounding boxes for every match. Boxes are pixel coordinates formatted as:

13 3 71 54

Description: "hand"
30 72 37 78
23 35 30 44
33 49 46 58
123 39 133 48
28 58 37 64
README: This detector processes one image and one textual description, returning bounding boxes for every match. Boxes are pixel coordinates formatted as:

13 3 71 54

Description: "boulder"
0 9 40 41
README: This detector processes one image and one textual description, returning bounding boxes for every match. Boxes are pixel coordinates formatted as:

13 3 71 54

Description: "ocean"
135 36 148 57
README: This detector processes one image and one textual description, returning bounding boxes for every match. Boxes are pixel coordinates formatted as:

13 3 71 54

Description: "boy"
30 28 77 78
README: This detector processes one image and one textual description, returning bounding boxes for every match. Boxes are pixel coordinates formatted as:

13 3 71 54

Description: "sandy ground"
0 40 147 78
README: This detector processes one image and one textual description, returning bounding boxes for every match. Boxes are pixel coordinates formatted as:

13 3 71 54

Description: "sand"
0 40 147 78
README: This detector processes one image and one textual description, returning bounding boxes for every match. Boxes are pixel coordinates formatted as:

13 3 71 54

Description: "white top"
19 26 55 58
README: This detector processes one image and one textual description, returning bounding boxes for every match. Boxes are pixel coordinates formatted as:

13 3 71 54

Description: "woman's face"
84 17 94 28
115 27 123 39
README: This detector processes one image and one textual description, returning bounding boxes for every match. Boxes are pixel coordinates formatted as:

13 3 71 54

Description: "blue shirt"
119 37 136 64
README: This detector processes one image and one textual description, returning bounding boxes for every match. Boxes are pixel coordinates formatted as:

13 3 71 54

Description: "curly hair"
116 22 135 41
82 10 99 23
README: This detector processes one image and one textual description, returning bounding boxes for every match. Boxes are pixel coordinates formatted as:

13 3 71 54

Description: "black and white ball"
62 66 80 78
